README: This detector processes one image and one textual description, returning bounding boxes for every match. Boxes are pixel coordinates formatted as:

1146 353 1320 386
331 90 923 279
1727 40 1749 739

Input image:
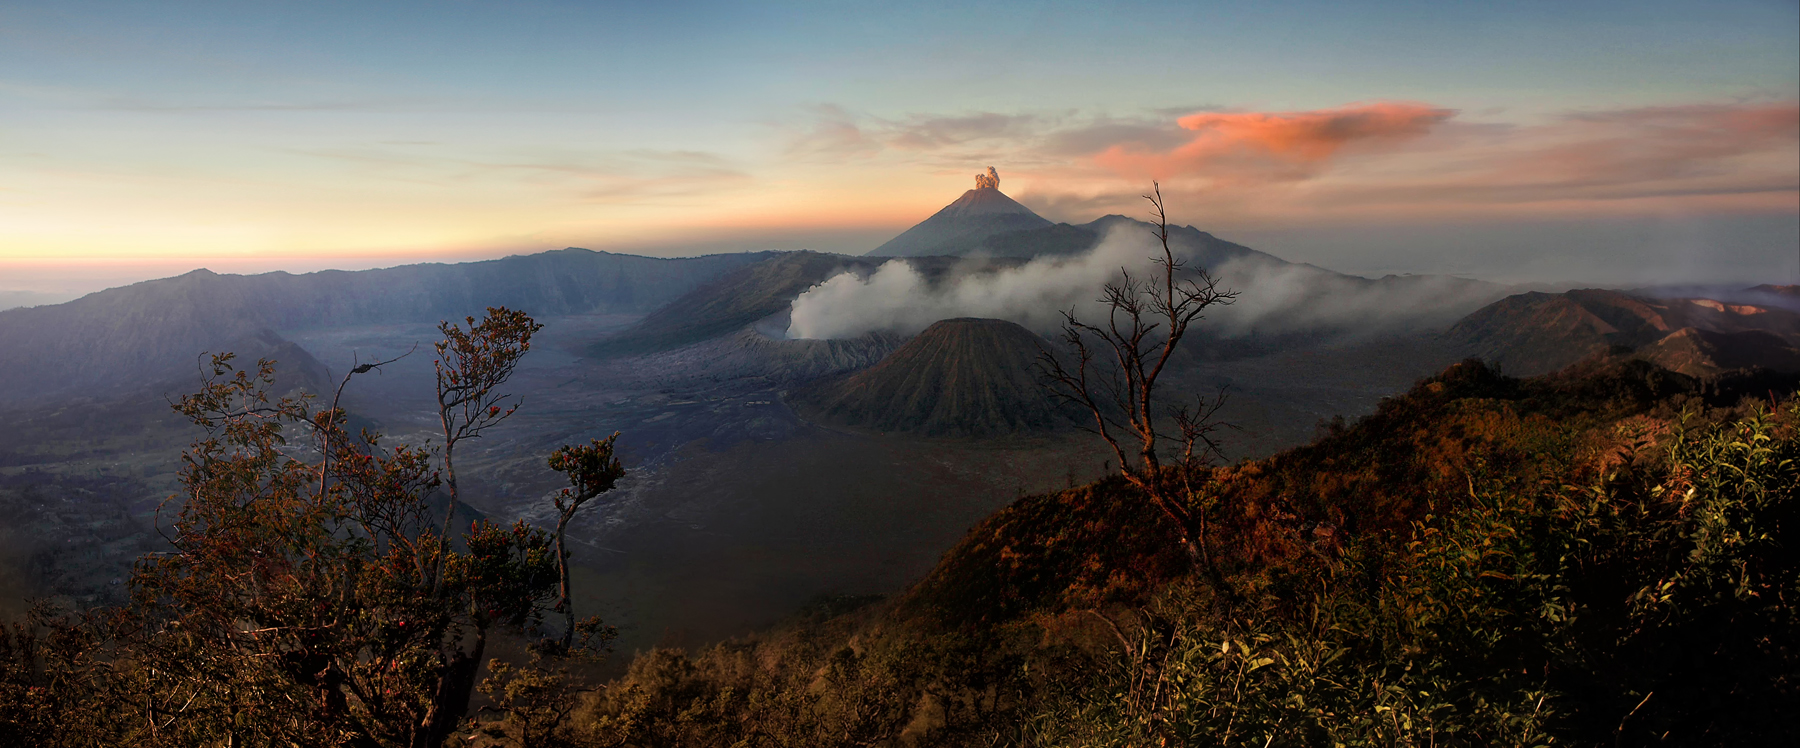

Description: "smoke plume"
787 224 1159 339
786 223 1502 340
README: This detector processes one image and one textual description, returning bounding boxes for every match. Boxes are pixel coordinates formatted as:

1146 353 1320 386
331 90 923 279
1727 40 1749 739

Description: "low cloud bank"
786 225 1500 341
1207 259 1498 336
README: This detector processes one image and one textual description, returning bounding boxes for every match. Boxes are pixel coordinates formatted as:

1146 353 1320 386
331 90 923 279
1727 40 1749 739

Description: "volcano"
868 168 1053 257
791 317 1064 436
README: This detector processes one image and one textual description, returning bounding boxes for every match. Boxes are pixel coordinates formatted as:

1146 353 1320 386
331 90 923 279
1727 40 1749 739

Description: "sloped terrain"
589 252 877 356
1632 327 1800 376
1447 288 1800 376
792 318 1063 436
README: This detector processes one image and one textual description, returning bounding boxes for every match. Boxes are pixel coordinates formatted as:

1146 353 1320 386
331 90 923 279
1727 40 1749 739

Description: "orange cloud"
1093 102 1455 181
1279 102 1800 217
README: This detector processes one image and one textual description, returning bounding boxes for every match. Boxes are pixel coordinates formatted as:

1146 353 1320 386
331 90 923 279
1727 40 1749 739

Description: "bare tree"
546 434 626 651
1040 183 1237 571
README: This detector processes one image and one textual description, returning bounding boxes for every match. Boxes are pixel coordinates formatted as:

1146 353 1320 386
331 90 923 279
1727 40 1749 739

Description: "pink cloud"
1093 102 1455 181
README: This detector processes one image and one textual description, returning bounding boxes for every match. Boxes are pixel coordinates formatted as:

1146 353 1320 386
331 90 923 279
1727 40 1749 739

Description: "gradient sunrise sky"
2 0 1796 302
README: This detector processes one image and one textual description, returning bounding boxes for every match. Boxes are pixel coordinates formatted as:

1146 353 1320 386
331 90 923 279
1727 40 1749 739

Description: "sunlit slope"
1447 288 1800 376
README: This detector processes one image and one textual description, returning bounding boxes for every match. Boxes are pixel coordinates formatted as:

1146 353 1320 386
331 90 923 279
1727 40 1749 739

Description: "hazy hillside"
792 317 1063 436
0 249 768 405
588 251 872 356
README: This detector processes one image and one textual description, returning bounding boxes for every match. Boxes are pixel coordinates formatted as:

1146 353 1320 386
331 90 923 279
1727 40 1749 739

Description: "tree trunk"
432 439 459 594
556 511 575 651
418 629 486 748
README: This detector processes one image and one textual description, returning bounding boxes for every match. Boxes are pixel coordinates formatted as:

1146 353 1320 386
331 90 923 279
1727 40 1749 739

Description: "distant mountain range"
0 249 766 405
7 173 1793 436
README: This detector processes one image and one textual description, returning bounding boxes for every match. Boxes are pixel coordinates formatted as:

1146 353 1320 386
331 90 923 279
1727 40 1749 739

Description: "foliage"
130 348 560 746
547 435 626 651
0 307 629 748
434 307 545 541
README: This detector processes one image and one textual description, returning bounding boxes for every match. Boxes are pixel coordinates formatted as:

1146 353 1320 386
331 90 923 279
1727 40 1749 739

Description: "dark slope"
868 187 1052 258
588 251 877 356
791 317 1063 436
1446 288 1800 376
0 249 767 405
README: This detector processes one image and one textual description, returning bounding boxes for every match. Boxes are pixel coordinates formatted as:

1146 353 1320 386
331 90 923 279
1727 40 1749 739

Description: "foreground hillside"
551 359 1796 747
3 354 1794 745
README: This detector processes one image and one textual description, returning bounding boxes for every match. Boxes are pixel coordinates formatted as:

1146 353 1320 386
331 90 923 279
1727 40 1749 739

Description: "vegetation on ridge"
537 360 1798 746
1 349 1793 745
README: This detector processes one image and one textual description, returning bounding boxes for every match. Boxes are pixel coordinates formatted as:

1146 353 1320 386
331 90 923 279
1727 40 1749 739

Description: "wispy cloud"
784 106 1056 162
291 145 751 203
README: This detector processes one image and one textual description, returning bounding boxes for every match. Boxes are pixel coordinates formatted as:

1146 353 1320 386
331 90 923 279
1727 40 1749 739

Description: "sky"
2 0 1796 303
